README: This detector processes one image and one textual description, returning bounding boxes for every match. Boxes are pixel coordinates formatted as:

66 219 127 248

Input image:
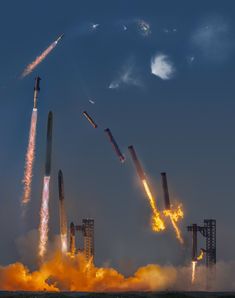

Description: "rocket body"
45 112 53 176
161 172 171 210
128 145 145 180
33 76 41 109
82 111 98 128
105 128 125 163
58 170 67 253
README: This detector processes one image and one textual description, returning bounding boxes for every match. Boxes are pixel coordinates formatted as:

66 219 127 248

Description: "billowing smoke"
151 54 175 80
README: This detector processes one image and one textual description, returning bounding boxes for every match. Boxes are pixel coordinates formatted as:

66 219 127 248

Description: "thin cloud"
151 54 175 80
109 61 142 89
191 16 233 62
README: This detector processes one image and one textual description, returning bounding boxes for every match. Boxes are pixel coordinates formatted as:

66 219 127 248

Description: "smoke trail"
21 109 38 205
142 179 165 232
21 36 62 78
39 176 50 258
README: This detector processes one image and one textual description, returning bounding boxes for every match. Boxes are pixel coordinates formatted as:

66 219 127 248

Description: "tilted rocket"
128 145 145 180
161 172 171 210
104 128 125 163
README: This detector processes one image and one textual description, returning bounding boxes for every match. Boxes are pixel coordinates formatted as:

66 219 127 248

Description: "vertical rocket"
70 222 76 256
58 170 67 253
161 172 171 210
45 111 53 176
33 76 41 109
188 224 198 261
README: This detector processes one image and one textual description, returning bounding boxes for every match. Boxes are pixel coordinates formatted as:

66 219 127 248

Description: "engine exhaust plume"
82 111 98 128
104 128 125 163
21 77 41 205
21 34 64 78
161 172 184 244
128 145 165 232
39 112 53 258
58 170 67 253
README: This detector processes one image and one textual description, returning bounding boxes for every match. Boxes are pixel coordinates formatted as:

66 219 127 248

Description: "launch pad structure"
70 219 95 262
188 219 216 286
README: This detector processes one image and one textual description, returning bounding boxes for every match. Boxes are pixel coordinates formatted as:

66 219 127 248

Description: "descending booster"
58 170 67 253
128 145 145 179
82 111 98 128
33 76 41 109
45 112 53 176
104 128 125 163
161 172 171 210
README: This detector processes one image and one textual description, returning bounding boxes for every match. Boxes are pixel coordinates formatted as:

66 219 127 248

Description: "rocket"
128 145 145 180
58 170 67 253
82 111 98 128
55 33 64 44
188 224 198 261
104 128 125 163
33 76 41 109
70 222 76 255
45 111 53 176
161 172 171 210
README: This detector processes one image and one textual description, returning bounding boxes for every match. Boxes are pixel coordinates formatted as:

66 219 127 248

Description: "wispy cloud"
191 16 233 62
109 60 142 89
151 54 175 80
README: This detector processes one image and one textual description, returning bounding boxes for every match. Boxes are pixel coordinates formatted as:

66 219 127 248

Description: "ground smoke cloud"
151 54 175 80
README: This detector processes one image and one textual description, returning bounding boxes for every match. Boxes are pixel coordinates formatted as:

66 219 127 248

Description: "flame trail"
39 176 50 258
163 205 184 244
22 35 63 78
197 249 204 261
192 261 197 283
21 109 38 205
142 179 165 232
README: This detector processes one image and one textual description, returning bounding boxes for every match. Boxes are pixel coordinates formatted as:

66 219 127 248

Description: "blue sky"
0 0 235 273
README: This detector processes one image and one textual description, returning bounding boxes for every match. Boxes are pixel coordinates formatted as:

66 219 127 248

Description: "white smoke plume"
151 54 175 80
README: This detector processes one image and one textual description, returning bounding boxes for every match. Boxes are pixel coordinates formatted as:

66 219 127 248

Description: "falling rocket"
82 111 98 128
38 111 53 258
161 172 171 210
128 145 145 180
58 170 68 253
104 128 125 163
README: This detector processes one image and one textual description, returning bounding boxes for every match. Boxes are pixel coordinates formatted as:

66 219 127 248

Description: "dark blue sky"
0 0 235 273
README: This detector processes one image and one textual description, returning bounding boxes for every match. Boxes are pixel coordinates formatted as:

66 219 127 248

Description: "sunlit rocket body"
105 128 125 163
82 111 98 128
39 111 53 258
55 34 64 44
161 172 171 210
33 77 41 109
58 170 68 253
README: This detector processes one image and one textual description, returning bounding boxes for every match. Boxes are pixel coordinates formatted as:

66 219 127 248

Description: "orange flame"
142 179 165 232
0 252 177 291
22 109 37 205
197 249 204 261
163 205 184 244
